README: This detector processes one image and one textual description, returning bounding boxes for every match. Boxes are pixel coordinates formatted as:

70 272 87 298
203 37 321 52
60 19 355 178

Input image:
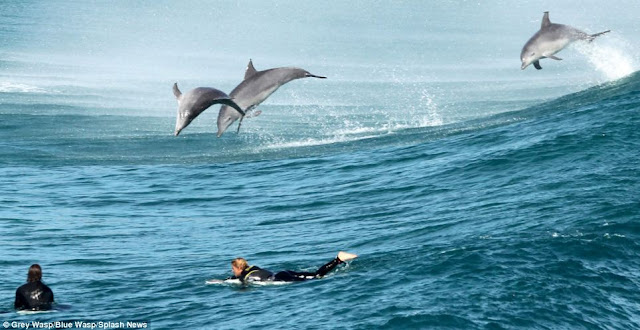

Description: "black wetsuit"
233 257 343 284
14 281 54 311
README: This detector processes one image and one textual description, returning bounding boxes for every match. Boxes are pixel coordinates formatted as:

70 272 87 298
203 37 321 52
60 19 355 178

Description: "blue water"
2 1 640 329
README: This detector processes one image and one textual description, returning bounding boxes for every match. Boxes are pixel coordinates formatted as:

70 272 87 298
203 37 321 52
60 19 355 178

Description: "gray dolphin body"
216 60 326 137
521 12 610 70
173 83 244 136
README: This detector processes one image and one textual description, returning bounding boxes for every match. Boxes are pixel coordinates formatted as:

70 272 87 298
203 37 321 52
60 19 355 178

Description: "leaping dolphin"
216 59 326 137
173 83 244 136
521 11 610 70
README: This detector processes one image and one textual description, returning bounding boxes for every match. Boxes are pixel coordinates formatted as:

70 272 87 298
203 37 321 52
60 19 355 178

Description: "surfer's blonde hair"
231 258 248 270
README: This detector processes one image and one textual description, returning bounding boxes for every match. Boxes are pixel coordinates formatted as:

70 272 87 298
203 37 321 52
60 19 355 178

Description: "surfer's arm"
14 289 24 310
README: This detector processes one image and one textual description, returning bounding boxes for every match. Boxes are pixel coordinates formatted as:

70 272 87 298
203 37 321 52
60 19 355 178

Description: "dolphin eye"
530 52 535 56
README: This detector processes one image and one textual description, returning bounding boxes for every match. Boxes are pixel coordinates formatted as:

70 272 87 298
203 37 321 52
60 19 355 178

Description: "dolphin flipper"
533 61 542 70
245 110 262 118
236 117 244 134
235 105 258 134
548 55 562 61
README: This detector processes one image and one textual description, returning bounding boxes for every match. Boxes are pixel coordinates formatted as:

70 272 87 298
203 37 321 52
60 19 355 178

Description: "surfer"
225 251 357 284
14 264 55 311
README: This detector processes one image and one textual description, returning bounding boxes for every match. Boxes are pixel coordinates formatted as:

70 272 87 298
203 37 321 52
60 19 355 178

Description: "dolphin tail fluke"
588 30 611 42
173 83 182 101
218 99 245 117
533 61 542 70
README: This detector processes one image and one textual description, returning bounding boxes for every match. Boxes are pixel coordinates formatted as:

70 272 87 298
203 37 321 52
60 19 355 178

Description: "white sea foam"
0 82 49 94
263 134 380 150
204 278 291 286
16 309 56 315
205 278 241 285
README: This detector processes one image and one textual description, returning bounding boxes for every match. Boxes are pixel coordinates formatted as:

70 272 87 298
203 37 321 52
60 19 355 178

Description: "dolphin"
172 83 244 136
521 11 610 70
216 59 326 137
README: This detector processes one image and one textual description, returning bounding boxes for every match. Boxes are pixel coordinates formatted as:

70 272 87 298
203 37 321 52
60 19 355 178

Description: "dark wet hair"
27 264 42 282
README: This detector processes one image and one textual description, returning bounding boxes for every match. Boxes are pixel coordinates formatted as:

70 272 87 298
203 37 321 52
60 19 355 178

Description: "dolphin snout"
306 73 326 79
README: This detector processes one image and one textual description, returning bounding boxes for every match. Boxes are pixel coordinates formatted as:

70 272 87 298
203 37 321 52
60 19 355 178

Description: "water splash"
265 77 445 149
573 35 638 81
416 89 444 127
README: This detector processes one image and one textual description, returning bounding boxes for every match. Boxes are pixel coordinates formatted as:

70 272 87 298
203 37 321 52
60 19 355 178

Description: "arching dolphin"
216 60 326 137
172 83 244 136
521 11 610 70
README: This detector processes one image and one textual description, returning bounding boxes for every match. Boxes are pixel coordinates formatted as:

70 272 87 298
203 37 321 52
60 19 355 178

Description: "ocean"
1 1 640 329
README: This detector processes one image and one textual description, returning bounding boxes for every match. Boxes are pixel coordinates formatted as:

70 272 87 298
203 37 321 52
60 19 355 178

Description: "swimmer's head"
27 264 42 282
231 258 248 277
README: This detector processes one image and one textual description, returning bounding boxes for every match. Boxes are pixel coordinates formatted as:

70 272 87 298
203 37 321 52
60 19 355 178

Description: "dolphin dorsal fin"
541 11 551 29
173 82 182 100
245 59 258 80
